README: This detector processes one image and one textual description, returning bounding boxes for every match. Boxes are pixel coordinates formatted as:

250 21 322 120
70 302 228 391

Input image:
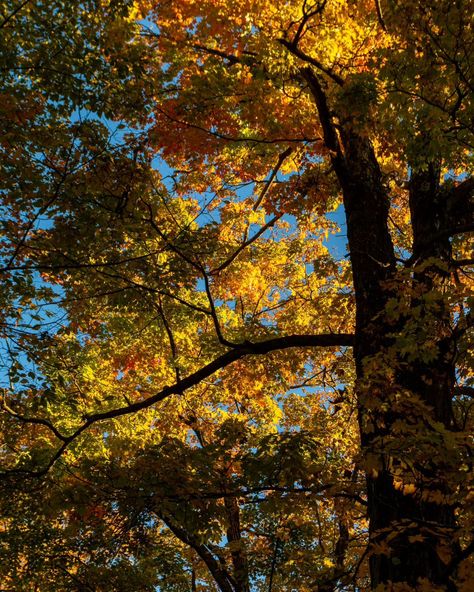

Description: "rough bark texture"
224 496 250 592
313 94 461 586
339 150 460 589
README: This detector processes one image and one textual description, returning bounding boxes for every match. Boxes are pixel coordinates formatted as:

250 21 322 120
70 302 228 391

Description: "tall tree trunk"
304 66 463 589
340 150 460 589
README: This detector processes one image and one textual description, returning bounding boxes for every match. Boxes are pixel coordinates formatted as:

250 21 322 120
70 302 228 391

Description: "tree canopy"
0 0 473 590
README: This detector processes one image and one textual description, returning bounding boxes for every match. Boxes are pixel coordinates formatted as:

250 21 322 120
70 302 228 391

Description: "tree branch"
155 106 320 145
253 147 293 211
453 386 474 399
279 39 344 86
0 333 354 479
159 512 237 592
374 0 388 31
1 400 68 442
0 0 32 29
202 271 238 347
210 214 282 275
82 333 354 423
300 68 342 156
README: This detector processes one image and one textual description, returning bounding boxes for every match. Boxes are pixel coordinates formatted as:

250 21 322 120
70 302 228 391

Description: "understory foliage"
0 1 473 591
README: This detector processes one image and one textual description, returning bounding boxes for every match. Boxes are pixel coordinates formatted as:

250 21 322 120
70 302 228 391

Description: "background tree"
0 1 473 591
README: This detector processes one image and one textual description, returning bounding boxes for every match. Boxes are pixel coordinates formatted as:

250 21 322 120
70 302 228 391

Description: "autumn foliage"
0 0 473 591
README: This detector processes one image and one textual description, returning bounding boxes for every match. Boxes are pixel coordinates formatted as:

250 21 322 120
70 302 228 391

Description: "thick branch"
193 44 242 65
159 513 237 592
447 176 474 207
202 272 238 346
83 334 353 422
374 0 388 31
279 39 344 86
300 68 342 154
0 333 354 479
453 386 474 399
193 44 258 67
148 484 367 507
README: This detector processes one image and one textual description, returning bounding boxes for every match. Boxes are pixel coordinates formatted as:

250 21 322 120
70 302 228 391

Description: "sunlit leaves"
0 0 473 590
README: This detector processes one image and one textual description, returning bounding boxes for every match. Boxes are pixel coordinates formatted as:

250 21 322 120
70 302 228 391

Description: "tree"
0 0 473 590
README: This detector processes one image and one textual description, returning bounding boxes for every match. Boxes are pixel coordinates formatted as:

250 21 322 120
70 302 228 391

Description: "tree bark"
340 152 461 589
159 512 237 592
314 94 460 586
224 496 249 592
